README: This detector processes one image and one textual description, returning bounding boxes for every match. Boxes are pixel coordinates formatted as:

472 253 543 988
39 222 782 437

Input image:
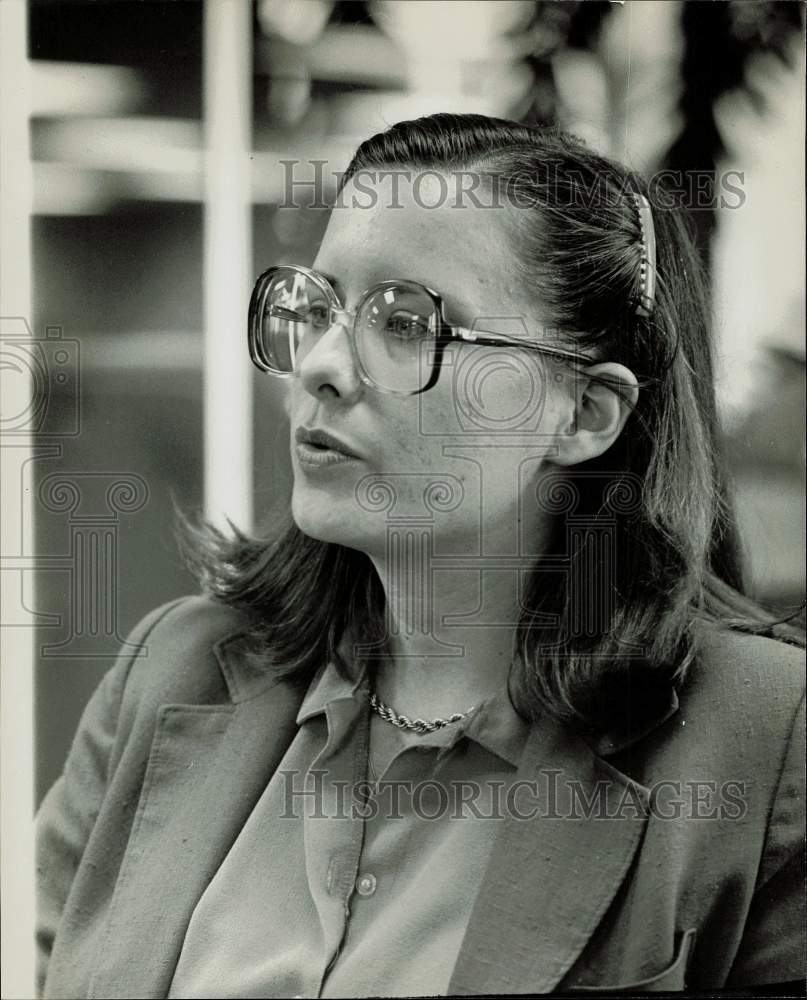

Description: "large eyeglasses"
248 264 596 396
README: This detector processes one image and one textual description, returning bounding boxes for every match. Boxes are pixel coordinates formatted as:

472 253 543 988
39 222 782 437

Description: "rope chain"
368 691 471 735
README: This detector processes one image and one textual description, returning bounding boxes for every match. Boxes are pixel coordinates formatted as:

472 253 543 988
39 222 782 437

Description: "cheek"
399 361 571 468
287 379 309 421
281 383 292 419
421 355 567 440
415 366 570 517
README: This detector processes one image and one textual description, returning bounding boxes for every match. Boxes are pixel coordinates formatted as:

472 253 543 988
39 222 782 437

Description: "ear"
549 362 639 467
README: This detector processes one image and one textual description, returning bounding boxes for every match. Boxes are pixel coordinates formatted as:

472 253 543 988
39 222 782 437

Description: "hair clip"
632 192 657 317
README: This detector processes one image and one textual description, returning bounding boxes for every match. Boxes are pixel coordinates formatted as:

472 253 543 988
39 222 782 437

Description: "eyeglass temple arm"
445 324 596 365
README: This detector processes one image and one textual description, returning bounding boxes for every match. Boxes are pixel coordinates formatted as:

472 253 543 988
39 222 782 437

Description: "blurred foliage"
667 0 804 257
518 1 804 258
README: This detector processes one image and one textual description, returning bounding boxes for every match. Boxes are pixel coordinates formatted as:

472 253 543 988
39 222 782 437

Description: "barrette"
632 192 657 317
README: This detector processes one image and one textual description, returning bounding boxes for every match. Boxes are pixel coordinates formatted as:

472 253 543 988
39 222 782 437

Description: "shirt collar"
431 686 530 768
295 657 368 726
296 659 529 769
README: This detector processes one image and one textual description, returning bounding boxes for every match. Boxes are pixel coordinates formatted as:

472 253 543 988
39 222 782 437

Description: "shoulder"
113 593 267 716
686 624 805 901
127 592 258 657
683 622 805 733
693 619 806 675
646 622 805 797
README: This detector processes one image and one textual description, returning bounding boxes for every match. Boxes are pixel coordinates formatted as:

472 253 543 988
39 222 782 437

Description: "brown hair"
181 113 803 733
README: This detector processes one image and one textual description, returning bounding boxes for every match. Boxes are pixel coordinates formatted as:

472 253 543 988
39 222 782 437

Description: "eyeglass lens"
255 268 440 394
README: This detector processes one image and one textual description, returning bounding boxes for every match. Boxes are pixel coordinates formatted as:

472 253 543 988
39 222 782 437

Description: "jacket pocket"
567 928 697 993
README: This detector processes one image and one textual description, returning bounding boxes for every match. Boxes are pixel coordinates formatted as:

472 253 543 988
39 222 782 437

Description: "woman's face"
287 173 573 561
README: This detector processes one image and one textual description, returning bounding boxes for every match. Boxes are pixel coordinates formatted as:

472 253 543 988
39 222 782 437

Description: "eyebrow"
312 268 479 332
317 267 462 313
315 269 344 299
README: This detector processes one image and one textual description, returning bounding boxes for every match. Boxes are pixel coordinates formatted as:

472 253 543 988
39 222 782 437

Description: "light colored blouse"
167 658 529 999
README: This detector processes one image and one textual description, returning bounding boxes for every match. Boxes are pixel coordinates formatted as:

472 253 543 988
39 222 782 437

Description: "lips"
294 426 362 462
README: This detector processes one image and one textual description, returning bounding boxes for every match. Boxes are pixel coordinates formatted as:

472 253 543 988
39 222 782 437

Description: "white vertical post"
0 0 35 995
203 0 253 529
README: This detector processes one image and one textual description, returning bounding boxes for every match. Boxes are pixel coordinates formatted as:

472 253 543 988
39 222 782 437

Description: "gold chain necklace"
368 691 474 735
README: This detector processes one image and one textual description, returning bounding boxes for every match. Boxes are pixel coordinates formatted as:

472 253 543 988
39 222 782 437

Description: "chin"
291 491 371 551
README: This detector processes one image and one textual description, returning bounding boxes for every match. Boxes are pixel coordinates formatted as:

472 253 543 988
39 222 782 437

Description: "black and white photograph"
1 1 805 997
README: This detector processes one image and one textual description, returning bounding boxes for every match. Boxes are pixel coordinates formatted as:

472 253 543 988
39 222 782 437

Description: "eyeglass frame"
248 263 598 396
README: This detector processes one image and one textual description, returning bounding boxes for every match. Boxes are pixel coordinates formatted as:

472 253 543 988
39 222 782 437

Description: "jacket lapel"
88 635 306 1000
87 617 675 999
448 712 652 995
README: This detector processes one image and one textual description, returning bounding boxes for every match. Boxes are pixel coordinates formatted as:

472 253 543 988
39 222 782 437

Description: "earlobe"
550 363 639 468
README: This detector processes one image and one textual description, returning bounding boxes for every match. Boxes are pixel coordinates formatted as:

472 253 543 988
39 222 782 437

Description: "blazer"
36 594 806 997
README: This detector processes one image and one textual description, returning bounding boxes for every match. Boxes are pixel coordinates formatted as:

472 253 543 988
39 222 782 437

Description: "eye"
307 301 330 330
270 300 330 329
384 311 431 340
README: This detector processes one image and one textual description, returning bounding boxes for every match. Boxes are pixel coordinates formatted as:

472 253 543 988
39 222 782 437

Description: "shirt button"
356 873 377 897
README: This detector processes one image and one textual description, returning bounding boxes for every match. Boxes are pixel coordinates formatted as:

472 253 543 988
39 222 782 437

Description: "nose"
297 314 363 403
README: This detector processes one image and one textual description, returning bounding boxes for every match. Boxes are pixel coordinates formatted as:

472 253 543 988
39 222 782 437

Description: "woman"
37 114 805 997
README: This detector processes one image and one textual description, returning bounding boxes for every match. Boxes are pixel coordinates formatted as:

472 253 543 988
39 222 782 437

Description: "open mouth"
294 426 360 462
295 442 357 467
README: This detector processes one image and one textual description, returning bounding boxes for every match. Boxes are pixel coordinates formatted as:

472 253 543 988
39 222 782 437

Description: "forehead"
313 171 534 319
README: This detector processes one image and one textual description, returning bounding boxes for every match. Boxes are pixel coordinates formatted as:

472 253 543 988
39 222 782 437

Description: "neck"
359 492 557 719
368 554 524 720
